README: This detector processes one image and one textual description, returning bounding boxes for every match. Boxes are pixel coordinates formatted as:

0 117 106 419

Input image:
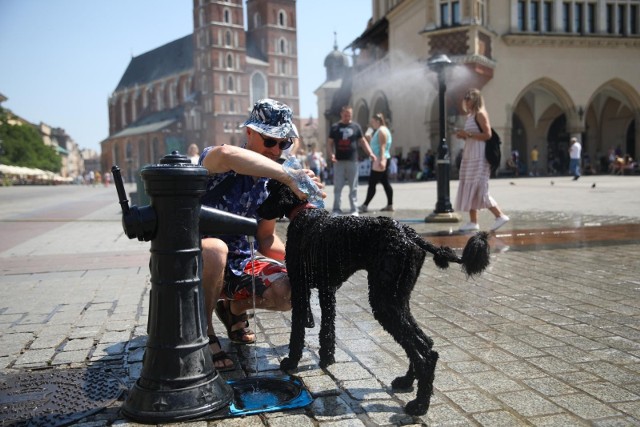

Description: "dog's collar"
287 202 315 221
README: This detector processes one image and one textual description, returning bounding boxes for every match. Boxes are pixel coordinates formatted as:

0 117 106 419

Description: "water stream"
248 237 258 373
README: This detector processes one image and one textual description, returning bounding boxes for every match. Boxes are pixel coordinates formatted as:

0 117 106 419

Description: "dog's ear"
257 179 287 220
266 178 284 192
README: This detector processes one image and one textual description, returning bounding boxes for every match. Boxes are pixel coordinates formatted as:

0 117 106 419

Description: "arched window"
279 38 287 54
113 144 120 165
183 79 190 99
226 53 233 69
169 82 177 107
250 72 267 104
229 99 235 112
227 75 234 92
225 30 232 46
151 137 162 162
253 12 261 28
201 75 207 93
224 8 231 24
137 138 146 164
278 10 287 27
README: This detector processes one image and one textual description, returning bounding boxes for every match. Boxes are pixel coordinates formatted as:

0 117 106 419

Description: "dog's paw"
318 356 335 368
405 399 429 416
280 357 299 371
391 375 414 390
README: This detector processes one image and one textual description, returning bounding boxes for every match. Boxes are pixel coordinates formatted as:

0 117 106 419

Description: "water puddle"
420 223 640 252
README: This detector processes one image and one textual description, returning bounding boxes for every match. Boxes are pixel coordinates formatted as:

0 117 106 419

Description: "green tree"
0 108 61 172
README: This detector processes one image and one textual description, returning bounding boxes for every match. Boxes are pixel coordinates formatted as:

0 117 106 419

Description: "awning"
0 164 72 182
108 119 176 139
1 164 54 177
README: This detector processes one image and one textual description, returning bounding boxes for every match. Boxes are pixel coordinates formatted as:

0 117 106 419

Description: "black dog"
257 180 490 416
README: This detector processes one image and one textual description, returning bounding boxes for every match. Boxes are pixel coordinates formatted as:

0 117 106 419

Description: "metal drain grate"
0 368 125 427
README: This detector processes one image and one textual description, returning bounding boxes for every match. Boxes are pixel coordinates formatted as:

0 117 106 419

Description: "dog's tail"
410 229 490 277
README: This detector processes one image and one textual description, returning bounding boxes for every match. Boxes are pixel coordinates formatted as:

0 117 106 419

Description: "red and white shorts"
223 256 288 300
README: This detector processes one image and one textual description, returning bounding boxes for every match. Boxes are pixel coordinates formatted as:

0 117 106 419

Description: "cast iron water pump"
112 152 257 423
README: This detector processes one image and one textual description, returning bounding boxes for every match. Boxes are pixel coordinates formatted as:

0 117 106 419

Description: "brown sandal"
215 300 256 344
208 335 235 372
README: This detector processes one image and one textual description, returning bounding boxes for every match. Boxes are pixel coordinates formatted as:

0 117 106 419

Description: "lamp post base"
424 211 462 223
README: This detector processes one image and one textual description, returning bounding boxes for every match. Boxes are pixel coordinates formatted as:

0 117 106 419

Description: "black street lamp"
425 54 461 223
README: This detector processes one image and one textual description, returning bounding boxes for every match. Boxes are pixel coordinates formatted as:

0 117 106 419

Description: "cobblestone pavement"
1 176 640 426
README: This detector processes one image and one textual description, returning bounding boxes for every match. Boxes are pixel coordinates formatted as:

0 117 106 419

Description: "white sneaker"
459 222 480 232
350 211 359 217
491 215 510 231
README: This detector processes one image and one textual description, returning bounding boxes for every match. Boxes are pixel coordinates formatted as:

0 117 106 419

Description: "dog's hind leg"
378 305 438 416
369 260 437 415
318 287 337 368
391 361 416 390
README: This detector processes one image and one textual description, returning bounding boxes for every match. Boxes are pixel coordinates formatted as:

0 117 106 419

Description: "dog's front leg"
280 281 307 371
318 288 336 368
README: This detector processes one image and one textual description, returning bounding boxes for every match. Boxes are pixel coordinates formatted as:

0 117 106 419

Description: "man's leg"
231 277 291 313
333 162 346 212
201 238 234 370
346 161 359 213
226 258 292 314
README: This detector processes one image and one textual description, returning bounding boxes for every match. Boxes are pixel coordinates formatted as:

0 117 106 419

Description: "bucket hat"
241 99 298 139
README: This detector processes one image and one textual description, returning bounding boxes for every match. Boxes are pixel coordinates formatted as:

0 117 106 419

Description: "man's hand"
284 168 326 201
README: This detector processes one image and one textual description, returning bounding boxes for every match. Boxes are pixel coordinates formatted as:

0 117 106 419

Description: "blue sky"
0 0 369 152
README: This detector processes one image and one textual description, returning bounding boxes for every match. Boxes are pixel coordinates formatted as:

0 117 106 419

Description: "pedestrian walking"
530 145 539 176
454 88 510 232
359 112 394 212
569 137 582 180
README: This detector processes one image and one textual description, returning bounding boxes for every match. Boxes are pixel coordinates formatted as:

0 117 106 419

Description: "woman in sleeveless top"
359 113 394 212
454 89 510 232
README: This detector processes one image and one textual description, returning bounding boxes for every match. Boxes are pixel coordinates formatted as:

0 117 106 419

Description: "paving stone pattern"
1 179 640 426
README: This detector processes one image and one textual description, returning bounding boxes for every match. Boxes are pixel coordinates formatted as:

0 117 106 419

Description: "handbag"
474 115 502 178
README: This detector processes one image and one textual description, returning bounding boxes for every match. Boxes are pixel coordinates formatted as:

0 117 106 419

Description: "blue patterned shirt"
199 146 269 276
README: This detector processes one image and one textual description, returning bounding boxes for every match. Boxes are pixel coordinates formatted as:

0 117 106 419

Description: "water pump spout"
200 206 257 236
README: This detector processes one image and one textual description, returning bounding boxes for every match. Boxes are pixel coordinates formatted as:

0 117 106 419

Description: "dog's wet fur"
257 180 490 416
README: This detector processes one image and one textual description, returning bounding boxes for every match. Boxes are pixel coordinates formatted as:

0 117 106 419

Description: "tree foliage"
0 108 61 172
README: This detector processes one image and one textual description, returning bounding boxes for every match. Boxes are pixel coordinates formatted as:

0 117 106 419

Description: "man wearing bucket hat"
198 99 324 371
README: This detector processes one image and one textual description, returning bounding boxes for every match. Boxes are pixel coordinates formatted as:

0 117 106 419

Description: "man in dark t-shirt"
327 105 376 215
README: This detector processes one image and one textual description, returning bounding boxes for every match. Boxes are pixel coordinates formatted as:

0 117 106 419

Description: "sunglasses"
259 133 294 150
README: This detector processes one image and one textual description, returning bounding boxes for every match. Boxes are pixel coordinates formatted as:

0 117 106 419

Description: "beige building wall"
345 0 640 175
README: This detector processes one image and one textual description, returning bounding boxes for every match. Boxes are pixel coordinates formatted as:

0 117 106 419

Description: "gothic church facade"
101 0 299 182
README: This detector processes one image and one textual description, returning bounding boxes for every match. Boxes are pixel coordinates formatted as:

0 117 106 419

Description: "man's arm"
202 145 322 200
203 144 289 178
327 137 336 163
359 137 377 162
255 219 285 261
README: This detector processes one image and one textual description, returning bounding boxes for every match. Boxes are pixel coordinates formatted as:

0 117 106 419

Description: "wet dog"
257 179 490 416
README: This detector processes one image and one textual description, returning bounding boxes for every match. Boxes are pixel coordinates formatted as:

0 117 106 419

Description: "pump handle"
111 165 130 214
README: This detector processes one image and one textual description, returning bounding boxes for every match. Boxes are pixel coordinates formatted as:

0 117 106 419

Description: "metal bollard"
112 151 257 423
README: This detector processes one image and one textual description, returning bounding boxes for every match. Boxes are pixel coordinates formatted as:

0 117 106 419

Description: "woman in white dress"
454 89 510 232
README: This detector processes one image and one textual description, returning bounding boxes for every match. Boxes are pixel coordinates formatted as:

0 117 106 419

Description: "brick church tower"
102 0 299 178
191 0 299 147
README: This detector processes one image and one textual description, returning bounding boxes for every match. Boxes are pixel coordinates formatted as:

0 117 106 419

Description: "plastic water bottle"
282 157 325 209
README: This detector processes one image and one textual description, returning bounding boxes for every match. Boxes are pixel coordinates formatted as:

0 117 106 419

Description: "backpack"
475 115 502 178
